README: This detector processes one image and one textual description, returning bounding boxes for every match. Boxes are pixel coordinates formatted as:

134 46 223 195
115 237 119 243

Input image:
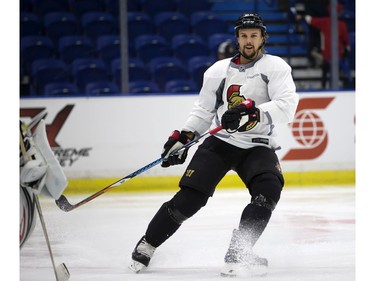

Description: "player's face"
237 28 264 62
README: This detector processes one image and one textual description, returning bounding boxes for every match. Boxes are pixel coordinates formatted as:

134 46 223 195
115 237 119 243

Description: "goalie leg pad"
20 186 36 248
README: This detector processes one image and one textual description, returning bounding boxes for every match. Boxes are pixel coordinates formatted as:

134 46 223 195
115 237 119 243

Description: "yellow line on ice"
63 170 355 195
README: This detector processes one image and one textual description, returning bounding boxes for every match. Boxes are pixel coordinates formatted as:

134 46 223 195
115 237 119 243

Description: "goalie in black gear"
128 12 299 277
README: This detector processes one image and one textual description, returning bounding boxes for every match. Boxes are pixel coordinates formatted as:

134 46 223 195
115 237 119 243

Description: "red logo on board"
282 97 334 160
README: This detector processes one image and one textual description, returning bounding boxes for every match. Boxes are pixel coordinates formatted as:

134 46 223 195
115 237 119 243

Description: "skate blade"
128 260 146 273
220 263 238 277
220 263 268 277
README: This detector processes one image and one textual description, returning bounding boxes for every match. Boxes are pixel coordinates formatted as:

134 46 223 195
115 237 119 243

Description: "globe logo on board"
282 97 334 161
291 110 326 148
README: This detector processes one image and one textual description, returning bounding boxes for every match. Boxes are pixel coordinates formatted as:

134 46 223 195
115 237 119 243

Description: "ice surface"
20 186 355 281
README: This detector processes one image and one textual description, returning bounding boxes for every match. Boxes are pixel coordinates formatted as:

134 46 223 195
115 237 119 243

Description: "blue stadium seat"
31 0 70 16
71 58 109 92
30 58 69 95
208 33 236 57
21 0 32 12
190 12 227 39
154 12 190 42
139 0 177 17
43 12 79 43
128 43 136 58
176 0 212 17
261 12 288 21
172 34 209 64
128 58 151 81
265 46 289 57
58 35 96 64
188 56 215 88
149 57 189 91
111 58 121 84
127 12 155 43
256 1 279 11
21 36 55 74
44 82 80 96
135 35 171 63
97 35 120 65
349 32 355 69
266 24 290 34
103 0 140 17
85 81 120 95
111 58 151 85
290 46 307 56
211 1 254 12
104 0 118 17
69 0 105 17
266 34 290 45
21 12 42 37
341 3 355 31
129 80 161 94
81 11 117 41
165 79 198 93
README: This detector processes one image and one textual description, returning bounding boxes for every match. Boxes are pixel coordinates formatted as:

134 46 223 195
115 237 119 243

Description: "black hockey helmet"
234 13 267 37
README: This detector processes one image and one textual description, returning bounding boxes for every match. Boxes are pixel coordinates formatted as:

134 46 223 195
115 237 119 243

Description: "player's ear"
260 38 265 48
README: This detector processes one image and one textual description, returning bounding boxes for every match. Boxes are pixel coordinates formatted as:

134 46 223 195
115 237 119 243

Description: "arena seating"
20 0 355 96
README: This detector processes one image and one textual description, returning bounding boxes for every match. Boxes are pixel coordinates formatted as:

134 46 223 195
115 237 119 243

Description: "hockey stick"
20 128 70 281
55 125 223 212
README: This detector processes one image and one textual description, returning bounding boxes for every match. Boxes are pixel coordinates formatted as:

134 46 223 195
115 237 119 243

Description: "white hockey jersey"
182 53 299 150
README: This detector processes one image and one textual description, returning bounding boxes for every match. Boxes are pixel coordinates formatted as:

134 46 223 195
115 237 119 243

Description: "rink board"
20 91 355 193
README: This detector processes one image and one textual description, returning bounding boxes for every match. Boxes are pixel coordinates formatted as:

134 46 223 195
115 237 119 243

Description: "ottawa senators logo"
226 84 257 131
227 85 245 109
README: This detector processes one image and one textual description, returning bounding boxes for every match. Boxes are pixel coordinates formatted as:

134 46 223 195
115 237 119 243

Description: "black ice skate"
221 229 268 277
128 236 156 273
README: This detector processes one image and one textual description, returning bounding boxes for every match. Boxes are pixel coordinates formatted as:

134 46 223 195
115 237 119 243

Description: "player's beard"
240 45 261 61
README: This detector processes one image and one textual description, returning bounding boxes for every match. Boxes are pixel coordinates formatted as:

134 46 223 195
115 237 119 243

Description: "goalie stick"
55 125 223 212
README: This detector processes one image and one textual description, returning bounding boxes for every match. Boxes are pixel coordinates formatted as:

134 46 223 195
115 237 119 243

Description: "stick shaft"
55 125 223 212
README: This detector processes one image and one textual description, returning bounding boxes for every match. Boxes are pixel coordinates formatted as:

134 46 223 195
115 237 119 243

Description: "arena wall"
20 91 355 193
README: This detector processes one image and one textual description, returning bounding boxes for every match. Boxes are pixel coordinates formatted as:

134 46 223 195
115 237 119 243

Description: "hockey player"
129 13 299 276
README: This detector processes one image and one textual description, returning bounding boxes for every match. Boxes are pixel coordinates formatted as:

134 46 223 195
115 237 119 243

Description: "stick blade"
55 195 74 212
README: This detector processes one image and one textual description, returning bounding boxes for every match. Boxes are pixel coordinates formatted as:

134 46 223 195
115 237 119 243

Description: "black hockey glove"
161 130 193 168
221 100 259 133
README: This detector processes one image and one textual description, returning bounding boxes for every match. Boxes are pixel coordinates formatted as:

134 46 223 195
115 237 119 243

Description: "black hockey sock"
145 187 209 248
145 201 182 247
238 203 272 246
